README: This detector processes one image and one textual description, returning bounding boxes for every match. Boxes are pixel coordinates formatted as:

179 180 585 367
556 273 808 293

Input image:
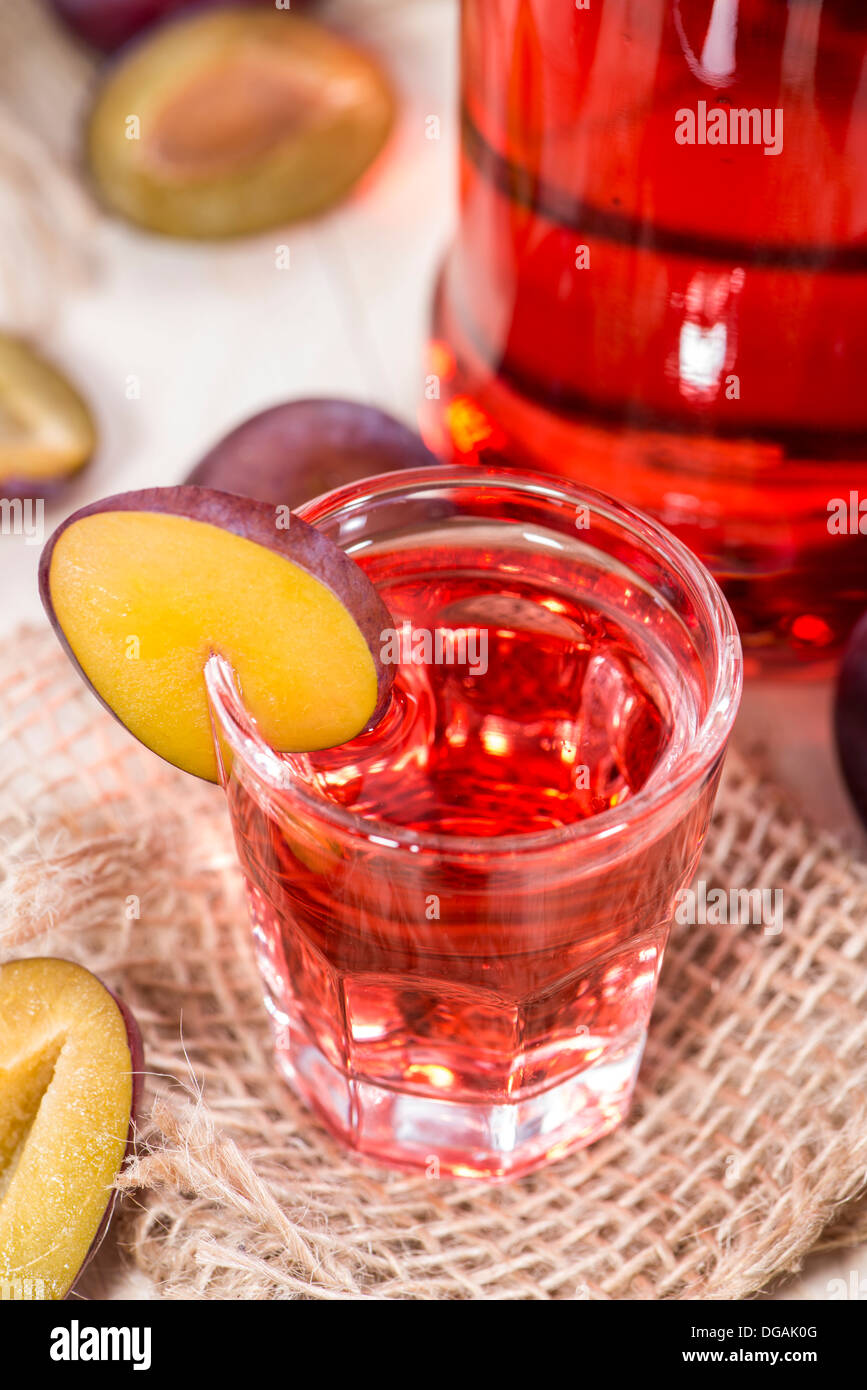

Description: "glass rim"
205 463 742 858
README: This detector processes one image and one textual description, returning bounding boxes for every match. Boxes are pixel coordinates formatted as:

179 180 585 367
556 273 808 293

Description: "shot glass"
205 465 741 1179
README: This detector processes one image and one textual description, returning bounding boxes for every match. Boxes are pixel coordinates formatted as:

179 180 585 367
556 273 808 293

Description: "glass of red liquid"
423 0 867 670
205 466 741 1179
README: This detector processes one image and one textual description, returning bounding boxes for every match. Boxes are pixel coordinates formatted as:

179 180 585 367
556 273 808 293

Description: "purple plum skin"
0 465 91 506
49 0 280 52
186 399 440 512
834 610 867 830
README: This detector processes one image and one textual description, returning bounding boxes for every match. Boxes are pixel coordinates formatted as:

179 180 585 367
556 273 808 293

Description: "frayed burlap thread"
1 626 866 1300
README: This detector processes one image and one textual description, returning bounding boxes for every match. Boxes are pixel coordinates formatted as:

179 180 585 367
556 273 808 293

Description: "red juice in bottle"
424 0 867 669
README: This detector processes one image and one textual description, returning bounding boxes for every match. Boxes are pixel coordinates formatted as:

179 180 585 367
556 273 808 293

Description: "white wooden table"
2 0 863 1303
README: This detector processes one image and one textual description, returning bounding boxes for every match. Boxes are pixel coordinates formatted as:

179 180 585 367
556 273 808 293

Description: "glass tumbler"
205 466 741 1179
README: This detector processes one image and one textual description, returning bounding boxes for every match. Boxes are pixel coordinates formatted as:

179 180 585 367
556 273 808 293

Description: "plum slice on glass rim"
39 485 394 782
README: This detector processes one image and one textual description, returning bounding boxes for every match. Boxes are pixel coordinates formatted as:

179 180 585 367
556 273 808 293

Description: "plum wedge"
86 9 394 237
0 958 141 1301
39 486 393 782
0 335 96 501
187 399 439 509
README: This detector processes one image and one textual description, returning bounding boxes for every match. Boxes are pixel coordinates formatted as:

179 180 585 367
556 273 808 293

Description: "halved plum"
0 957 142 1301
0 335 96 501
39 486 394 781
834 610 867 829
86 9 394 238
186 399 439 509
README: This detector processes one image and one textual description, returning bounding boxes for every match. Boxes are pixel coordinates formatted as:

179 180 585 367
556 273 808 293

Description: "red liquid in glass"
424 0 867 667
227 530 716 1177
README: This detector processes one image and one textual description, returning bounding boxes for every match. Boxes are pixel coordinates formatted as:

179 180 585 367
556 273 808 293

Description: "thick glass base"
264 993 643 1182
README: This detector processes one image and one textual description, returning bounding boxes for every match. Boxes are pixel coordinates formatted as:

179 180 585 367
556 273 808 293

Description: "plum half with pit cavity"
834 610 867 829
186 399 440 509
0 957 142 1301
39 486 394 782
0 335 96 501
86 9 394 238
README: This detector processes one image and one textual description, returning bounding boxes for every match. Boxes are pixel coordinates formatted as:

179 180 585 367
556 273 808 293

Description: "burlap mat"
1 626 866 1299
